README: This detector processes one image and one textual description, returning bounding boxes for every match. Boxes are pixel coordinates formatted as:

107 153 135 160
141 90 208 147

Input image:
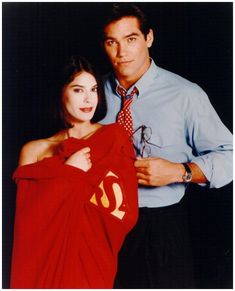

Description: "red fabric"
10 123 138 289
117 86 138 137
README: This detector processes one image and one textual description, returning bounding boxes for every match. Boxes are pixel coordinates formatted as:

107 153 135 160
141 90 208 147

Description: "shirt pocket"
147 131 192 162
148 132 179 148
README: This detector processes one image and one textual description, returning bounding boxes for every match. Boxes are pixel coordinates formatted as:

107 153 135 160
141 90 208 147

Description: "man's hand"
134 157 184 186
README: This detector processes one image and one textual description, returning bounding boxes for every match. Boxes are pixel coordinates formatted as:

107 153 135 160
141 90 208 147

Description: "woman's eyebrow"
70 84 84 88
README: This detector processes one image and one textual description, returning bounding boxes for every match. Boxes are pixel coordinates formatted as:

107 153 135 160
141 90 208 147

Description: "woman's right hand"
65 147 92 172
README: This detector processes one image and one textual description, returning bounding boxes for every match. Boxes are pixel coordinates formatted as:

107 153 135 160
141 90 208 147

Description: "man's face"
103 16 153 86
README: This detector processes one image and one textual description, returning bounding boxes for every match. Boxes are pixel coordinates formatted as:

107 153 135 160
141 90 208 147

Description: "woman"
10 56 138 288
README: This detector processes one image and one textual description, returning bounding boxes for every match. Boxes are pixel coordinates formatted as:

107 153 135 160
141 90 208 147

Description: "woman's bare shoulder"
18 131 66 166
18 138 50 166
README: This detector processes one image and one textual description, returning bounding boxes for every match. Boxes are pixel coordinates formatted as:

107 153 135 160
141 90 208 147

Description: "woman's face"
62 71 98 124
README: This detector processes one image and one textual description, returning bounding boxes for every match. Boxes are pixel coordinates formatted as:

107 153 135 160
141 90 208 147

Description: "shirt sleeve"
185 84 233 188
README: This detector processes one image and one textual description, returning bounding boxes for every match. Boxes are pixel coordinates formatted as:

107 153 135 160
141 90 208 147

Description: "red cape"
11 123 138 288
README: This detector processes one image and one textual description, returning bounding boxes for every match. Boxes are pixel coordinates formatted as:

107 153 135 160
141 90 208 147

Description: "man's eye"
105 40 117 47
127 37 136 43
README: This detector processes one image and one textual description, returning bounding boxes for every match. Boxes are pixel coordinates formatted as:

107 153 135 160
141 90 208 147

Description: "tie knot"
117 85 138 100
116 86 126 98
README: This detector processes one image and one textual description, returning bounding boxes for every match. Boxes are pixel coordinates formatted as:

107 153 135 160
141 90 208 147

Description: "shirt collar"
134 58 159 97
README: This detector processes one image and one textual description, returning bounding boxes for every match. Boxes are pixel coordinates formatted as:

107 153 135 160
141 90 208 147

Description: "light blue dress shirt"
101 59 233 207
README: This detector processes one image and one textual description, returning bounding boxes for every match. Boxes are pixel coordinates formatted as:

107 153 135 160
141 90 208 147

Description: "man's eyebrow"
124 33 140 38
104 32 140 41
104 36 116 41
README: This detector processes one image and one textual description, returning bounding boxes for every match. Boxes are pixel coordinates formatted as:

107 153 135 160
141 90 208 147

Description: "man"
100 3 233 288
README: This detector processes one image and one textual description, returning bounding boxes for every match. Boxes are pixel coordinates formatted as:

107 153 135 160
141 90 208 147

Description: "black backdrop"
2 2 233 288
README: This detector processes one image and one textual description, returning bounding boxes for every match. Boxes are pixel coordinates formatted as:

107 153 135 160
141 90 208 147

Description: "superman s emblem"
90 171 127 220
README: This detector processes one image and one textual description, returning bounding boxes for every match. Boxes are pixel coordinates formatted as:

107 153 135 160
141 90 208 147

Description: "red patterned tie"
117 86 138 137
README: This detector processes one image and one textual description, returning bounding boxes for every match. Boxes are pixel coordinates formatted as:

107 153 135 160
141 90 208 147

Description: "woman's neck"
67 122 101 139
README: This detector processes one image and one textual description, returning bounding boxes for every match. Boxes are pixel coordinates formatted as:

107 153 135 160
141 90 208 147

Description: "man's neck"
118 78 136 90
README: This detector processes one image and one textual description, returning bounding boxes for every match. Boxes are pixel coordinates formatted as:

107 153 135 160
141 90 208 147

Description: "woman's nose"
84 91 91 102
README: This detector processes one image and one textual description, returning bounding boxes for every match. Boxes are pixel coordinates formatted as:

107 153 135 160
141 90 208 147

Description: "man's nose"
117 42 127 57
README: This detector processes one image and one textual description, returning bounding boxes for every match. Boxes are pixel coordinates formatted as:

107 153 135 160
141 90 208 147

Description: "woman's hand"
65 147 92 172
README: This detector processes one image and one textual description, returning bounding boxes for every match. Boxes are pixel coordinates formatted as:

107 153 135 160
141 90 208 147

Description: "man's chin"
116 68 134 79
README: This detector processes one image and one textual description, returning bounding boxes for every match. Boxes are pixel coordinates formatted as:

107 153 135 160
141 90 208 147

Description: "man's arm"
134 157 207 186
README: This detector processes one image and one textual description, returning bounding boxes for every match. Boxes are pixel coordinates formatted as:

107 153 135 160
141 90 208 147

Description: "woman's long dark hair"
58 55 107 128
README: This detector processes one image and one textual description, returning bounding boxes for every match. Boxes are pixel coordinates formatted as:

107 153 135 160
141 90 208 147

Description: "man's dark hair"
102 3 151 39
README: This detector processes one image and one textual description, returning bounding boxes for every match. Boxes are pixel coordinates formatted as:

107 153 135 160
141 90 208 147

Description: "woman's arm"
18 139 92 172
18 141 41 166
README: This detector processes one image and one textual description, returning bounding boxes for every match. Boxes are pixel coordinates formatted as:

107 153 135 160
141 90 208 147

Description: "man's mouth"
118 60 132 65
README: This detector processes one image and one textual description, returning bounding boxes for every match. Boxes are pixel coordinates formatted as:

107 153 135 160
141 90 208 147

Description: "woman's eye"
73 88 82 93
92 87 98 92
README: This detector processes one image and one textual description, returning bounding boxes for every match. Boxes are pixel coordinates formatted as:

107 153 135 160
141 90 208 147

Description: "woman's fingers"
65 147 92 171
80 147 91 154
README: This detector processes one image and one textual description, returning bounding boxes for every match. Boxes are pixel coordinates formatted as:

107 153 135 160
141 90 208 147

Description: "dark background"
2 2 233 288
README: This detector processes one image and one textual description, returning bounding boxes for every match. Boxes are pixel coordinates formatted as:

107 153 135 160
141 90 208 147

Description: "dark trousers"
114 200 195 289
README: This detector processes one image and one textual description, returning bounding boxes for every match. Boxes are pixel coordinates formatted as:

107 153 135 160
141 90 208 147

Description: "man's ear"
146 29 154 48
